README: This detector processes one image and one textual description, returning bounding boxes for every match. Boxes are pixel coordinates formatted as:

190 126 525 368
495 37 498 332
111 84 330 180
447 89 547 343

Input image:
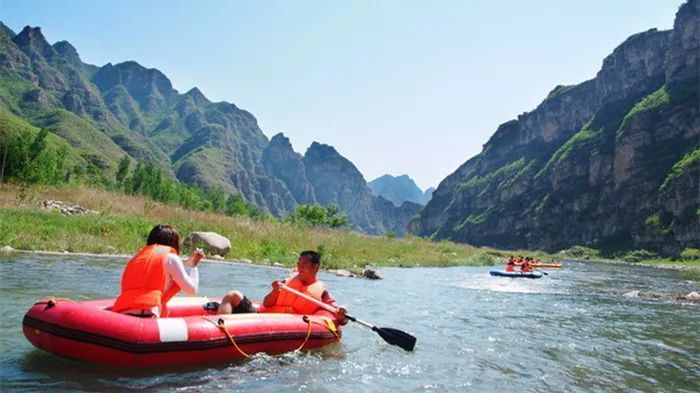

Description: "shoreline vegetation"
1 184 697 281
0 184 518 271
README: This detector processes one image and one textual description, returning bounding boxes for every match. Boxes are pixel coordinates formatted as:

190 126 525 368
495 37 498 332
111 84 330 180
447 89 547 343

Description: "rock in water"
363 267 383 280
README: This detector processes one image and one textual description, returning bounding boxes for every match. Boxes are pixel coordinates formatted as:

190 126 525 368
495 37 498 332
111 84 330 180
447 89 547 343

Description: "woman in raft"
112 224 205 318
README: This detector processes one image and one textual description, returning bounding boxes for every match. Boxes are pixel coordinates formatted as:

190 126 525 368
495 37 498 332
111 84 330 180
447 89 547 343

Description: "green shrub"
679 248 700 261
660 148 700 192
622 249 658 263
556 245 600 259
286 204 349 229
645 212 661 228
465 252 496 266
623 85 670 121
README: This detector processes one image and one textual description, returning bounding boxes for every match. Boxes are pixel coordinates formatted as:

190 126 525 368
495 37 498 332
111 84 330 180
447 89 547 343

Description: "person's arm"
263 280 283 307
165 253 201 295
322 290 348 325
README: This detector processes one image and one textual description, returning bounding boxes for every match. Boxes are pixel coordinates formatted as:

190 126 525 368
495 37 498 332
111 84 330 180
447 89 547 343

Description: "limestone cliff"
411 0 699 254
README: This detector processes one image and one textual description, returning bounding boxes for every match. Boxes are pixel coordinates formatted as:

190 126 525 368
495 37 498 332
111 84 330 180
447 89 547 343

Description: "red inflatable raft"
23 296 342 367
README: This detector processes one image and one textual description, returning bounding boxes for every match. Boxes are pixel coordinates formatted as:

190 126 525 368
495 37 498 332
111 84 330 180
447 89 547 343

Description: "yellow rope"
293 316 313 351
202 317 250 358
202 315 341 359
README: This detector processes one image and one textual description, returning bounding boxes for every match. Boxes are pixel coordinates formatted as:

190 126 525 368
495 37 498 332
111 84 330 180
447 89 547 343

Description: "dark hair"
299 250 321 265
146 224 180 254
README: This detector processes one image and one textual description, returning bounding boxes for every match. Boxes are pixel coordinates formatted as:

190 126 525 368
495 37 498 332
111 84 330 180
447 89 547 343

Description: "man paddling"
216 251 347 324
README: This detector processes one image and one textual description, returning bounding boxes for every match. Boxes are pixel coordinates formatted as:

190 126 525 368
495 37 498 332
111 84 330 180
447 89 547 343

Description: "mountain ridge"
368 174 433 206
0 22 418 235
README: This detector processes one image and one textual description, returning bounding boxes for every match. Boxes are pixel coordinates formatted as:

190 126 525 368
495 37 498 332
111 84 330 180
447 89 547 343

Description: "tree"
116 155 130 183
325 204 350 228
0 144 7 186
286 203 350 228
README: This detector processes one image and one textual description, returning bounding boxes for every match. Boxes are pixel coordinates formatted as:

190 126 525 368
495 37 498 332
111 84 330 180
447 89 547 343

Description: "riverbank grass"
0 184 504 270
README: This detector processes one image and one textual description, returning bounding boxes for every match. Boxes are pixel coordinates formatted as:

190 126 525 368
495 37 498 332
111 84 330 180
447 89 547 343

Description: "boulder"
624 290 700 303
1 245 16 253
330 269 354 277
363 267 383 280
183 232 231 257
685 291 700 301
39 200 97 215
623 290 640 298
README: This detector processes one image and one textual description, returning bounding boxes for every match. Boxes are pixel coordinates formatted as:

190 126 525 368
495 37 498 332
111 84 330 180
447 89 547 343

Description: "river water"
1 254 698 392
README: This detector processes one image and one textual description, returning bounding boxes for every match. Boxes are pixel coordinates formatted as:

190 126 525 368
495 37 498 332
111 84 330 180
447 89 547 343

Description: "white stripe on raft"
157 318 189 342
166 296 210 306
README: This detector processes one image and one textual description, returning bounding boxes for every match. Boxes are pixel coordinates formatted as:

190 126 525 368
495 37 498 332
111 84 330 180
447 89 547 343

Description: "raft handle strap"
310 317 341 340
33 297 74 310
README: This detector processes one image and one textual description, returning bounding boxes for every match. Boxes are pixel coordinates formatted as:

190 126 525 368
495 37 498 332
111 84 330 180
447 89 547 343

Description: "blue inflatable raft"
489 270 543 279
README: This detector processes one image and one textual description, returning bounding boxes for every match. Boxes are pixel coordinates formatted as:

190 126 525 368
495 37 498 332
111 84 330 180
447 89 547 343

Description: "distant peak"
116 60 146 70
53 40 83 64
53 40 77 53
0 21 16 38
270 133 292 146
12 25 54 58
307 141 338 156
184 87 210 105
14 25 48 44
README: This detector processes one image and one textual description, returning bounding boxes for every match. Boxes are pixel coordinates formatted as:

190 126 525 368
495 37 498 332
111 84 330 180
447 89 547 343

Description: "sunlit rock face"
412 0 699 255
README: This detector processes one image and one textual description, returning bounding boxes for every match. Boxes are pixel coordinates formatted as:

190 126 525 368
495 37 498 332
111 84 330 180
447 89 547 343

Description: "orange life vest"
112 244 181 317
264 275 326 314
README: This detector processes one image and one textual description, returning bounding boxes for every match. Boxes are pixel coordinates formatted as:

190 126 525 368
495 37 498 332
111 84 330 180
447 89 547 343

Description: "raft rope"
293 316 313 352
202 314 339 357
202 317 251 358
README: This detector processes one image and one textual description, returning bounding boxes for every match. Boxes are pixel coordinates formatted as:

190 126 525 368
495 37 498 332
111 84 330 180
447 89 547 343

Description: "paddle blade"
375 327 416 351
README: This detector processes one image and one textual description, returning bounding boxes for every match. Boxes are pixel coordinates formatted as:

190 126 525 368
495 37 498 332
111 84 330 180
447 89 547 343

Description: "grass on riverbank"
0 184 515 270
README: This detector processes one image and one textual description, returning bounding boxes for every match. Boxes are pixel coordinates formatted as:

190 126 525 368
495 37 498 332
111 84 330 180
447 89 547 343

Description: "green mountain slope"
0 22 417 235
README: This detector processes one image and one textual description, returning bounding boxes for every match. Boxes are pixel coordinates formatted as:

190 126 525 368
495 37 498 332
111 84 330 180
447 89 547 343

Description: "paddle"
279 283 417 351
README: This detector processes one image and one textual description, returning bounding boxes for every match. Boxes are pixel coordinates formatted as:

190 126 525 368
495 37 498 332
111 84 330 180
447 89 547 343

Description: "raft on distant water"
489 270 544 279
23 296 342 367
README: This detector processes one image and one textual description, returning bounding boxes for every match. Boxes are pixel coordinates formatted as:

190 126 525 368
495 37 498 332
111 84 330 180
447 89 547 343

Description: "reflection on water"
1 254 699 392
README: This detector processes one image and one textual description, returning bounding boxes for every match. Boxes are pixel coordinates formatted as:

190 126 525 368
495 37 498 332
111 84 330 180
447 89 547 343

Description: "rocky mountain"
0 22 417 235
368 174 433 206
411 0 699 255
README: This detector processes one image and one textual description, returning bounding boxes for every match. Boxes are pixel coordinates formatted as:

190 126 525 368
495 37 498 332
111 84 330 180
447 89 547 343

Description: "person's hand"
190 248 205 267
336 306 348 324
271 280 283 291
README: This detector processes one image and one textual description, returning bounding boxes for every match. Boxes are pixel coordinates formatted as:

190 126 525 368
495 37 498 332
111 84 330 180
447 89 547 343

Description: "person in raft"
520 257 533 273
112 224 205 318
505 257 516 272
216 250 348 324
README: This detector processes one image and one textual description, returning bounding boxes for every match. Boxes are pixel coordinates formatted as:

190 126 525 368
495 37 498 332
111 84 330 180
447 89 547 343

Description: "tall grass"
0 184 502 269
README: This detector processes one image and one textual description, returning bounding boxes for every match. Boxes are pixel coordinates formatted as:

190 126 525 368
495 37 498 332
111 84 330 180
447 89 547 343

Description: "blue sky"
1 0 682 190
